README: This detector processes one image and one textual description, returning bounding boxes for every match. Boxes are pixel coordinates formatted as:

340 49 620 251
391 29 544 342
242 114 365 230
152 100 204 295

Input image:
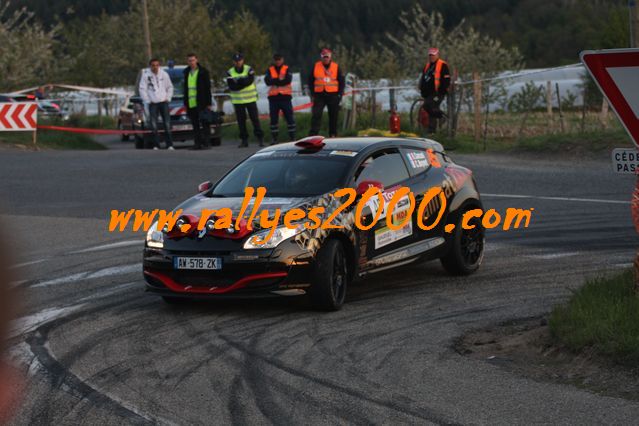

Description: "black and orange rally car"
143 136 484 310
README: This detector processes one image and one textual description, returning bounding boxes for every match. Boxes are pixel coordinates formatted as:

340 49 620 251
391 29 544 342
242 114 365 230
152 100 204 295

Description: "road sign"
581 49 639 148
612 148 639 174
0 102 38 131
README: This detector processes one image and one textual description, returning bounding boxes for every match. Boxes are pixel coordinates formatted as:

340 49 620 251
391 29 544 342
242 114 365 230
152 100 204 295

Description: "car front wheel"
308 239 349 311
440 208 485 275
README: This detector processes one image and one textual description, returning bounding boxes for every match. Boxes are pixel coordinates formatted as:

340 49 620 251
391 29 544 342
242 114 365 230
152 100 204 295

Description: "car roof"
256 137 444 155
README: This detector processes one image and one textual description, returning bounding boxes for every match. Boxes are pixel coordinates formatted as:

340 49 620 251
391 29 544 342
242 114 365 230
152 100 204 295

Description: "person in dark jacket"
264 53 296 144
183 53 213 150
307 48 345 138
419 47 451 134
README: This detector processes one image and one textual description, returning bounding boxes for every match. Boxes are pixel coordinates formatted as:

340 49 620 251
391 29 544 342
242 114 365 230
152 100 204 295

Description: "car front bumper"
142 239 315 299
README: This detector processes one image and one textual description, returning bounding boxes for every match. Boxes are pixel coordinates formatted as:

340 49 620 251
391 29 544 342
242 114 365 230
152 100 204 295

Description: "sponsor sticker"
365 189 410 220
374 219 413 249
406 151 428 169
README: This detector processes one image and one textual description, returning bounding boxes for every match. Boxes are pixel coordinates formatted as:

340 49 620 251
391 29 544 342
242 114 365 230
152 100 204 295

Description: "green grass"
549 270 639 365
0 130 106 150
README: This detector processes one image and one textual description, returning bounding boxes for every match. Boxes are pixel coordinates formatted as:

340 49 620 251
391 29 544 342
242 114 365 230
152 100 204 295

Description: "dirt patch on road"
456 318 639 401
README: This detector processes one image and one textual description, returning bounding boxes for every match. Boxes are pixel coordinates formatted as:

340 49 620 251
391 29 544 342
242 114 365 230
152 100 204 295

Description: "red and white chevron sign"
0 102 38 131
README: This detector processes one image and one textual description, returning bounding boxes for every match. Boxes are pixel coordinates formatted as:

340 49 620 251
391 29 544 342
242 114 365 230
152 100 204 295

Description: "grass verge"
0 130 106 150
549 270 639 365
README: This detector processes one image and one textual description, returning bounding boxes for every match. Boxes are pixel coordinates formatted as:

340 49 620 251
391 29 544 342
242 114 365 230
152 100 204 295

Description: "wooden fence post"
473 71 482 142
600 98 609 129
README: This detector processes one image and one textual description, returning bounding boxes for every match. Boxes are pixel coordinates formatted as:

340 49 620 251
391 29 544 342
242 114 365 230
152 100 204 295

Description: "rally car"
143 136 485 310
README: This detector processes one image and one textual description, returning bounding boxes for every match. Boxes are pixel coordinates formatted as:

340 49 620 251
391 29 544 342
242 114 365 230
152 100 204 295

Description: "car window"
355 151 410 187
213 155 351 197
402 149 431 175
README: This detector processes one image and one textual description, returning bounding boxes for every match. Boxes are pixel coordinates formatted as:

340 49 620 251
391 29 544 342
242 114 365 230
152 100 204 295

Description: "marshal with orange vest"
267 65 293 98
419 47 451 134
265 54 297 144
312 61 340 93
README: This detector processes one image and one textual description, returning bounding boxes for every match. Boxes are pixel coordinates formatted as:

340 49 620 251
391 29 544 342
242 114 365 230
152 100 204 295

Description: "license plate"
173 257 222 270
172 124 192 131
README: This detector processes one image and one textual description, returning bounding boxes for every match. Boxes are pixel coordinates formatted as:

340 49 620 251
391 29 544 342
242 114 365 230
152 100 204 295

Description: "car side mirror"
198 181 213 193
356 180 384 196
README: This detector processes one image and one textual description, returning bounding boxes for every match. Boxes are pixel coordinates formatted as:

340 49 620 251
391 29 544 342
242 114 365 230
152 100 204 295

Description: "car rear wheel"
440 209 485 275
134 135 144 149
118 121 130 141
308 239 349 311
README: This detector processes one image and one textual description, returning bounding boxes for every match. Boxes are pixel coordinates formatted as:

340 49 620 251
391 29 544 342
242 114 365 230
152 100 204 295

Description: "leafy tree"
0 2 59 92
386 5 523 78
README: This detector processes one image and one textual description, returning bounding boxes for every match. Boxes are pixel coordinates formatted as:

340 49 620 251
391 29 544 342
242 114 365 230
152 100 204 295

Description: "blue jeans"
148 102 173 148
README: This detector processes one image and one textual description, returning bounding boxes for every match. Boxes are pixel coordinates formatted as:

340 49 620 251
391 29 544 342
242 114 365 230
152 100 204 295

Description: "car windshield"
212 154 352 197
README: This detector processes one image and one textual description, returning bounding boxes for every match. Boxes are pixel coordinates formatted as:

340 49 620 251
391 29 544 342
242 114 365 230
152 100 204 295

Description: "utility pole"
630 0 639 48
142 0 153 61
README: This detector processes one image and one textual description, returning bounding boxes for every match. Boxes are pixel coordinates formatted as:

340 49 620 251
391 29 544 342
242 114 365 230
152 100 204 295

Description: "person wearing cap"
227 53 264 148
182 53 213 150
307 48 345 138
419 47 451 134
265 53 296 144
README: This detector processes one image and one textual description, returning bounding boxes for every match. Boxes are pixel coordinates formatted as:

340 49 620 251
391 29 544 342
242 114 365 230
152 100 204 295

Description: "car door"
400 146 451 244
353 148 416 262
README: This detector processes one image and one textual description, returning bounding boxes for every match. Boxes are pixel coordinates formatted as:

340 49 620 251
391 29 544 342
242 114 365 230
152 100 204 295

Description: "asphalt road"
2 137 638 425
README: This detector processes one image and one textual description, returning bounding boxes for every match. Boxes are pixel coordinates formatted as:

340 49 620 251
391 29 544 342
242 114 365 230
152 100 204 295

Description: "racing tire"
143 133 153 149
118 122 130 141
440 208 485 275
134 135 144 149
308 239 349 311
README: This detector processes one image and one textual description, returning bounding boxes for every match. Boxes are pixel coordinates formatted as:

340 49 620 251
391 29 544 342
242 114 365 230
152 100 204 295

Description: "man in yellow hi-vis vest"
226 53 264 148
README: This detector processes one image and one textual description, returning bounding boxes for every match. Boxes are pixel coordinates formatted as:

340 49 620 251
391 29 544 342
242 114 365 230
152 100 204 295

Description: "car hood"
177 194 314 219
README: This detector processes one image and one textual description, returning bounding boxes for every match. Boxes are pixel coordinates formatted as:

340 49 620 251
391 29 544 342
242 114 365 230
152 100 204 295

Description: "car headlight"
146 221 164 249
243 224 304 249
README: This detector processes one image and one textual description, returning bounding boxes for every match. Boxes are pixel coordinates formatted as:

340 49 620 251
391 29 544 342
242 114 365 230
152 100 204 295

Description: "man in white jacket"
139 58 174 150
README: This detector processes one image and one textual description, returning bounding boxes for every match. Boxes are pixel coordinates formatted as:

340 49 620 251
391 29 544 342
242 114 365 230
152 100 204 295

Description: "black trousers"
310 94 340 137
234 102 264 143
423 94 445 133
269 98 296 142
187 107 211 148
148 102 173 148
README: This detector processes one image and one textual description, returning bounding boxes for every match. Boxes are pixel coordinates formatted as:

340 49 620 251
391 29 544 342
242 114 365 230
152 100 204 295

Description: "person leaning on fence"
265 53 296 144
419 47 450 134
308 48 345 138
182 53 213 150
227 53 265 148
139 58 175 150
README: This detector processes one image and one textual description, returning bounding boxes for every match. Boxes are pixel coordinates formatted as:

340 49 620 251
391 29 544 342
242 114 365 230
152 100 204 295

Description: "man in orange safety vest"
265 53 296 144
419 47 451 134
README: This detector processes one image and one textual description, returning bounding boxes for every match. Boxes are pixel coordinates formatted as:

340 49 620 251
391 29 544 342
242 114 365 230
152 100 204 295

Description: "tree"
0 2 59 92
386 5 523 78
210 8 272 83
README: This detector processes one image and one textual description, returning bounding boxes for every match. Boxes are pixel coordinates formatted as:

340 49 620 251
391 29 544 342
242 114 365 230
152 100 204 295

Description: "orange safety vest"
268 65 293 97
313 61 339 93
423 59 449 92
